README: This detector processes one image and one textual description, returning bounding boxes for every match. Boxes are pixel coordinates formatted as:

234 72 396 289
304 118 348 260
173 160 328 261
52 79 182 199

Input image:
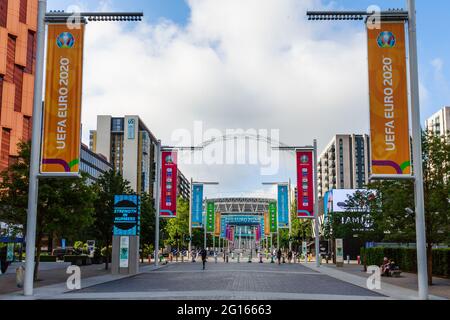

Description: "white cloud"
80 0 372 196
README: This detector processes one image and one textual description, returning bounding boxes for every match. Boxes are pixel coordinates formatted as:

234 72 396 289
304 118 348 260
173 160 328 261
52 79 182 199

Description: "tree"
0 141 96 280
164 197 189 251
354 132 449 284
422 131 450 284
139 193 155 262
91 170 132 270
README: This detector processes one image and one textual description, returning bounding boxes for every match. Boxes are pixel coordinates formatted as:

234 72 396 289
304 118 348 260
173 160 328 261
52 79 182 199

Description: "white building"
425 106 450 136
317 134 371 199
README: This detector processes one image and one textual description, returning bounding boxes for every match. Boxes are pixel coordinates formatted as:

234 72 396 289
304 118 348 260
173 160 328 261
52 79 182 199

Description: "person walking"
277 248 282 265
201 248 207 270
288 250 293 264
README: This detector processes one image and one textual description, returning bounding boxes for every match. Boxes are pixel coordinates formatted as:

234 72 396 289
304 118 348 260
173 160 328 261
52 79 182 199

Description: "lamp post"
306 1 428 299
23 2 143 296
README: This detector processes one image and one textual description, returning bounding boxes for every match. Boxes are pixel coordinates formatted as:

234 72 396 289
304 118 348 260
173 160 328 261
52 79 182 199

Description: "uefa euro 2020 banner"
160 151 178 217
41 24 85 175
296 150 314 218
191 184 203 228
367 21 411 177
277 185 289 228
214 212 221 237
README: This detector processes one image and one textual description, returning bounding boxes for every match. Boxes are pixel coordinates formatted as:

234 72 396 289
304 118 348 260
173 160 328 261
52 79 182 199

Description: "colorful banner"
191 184 203 228
206 201 215 233
214 212 221 237
160 151 178 217
221 216 226 238
113 195 141 236
297 150 314 218
264 212 270 236
41 24 85 175
269 201 277 233
367 22 411 177
277 185 289 228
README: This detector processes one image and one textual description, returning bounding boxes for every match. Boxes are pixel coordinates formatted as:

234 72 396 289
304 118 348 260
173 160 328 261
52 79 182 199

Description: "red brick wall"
0 0 7 28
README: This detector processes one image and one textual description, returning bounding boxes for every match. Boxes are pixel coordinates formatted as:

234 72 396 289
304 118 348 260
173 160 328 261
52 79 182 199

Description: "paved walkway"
301 262 449 300
0 260 155 295
2 259 447 300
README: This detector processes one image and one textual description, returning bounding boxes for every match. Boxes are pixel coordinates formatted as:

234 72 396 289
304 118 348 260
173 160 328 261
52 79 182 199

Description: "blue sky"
45 0 449 198
47 0 449 121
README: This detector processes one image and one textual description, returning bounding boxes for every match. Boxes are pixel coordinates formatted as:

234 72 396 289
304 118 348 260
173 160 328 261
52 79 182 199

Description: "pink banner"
160 151 178 217
297 150 314 218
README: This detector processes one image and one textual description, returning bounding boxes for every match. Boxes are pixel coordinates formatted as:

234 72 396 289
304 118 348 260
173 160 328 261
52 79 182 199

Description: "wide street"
60 261 386 300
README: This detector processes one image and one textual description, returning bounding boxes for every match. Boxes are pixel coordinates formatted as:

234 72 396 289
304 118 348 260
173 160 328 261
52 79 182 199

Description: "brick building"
0 0 38 171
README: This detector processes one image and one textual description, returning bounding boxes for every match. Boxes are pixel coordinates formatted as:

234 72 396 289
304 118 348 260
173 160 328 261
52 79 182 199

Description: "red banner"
296 150 314 218
160 151 178 217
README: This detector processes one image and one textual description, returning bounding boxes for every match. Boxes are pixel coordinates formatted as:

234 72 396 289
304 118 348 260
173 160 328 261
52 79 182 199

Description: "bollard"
181 255 184 263
215 255 218 264
237 254 240 263
16 266 24 288
226 255 229 263
347 255 350 264
260 255 263 263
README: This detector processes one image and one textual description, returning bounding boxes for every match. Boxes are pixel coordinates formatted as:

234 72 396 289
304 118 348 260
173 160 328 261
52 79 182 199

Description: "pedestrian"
277 248 282 265
201 248 207 270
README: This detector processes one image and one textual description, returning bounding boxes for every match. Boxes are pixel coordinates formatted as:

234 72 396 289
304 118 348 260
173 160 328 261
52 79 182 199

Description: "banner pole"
407 0 428 300
314 140 320 267
188 178 193 259
24 0 47 296
154 140 161 266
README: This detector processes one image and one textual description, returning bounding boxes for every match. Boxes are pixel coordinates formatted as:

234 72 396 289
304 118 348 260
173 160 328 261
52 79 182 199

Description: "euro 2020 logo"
56 32 75 49
377 31 396 48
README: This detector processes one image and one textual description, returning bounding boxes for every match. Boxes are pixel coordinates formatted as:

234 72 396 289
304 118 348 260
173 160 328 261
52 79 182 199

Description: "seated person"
381 257 391 276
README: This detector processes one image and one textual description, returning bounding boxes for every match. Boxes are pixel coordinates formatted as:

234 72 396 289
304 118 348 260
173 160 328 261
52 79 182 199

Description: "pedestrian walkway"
301 262 449 300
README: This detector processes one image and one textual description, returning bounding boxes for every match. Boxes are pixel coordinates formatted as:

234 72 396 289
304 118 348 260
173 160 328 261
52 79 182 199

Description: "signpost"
23 2 143 295
112 195 140 275
336 239 344 267
307 1 429 299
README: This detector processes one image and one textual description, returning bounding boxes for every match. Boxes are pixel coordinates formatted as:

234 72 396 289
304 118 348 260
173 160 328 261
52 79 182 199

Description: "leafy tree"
91 170 132 270
163 197 189 251
139 193 155 262
422 131 450 284
0 141 96 280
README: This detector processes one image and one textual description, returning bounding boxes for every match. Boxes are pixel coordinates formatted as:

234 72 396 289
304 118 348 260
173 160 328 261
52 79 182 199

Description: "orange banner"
367 22 411 177
264 212 270 236
214 212 221 237
41 24 85 175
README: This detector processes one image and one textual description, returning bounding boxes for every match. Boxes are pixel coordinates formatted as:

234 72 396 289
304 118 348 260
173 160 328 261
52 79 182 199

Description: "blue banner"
191 184 203 228
113 195 140 236
220 216 227 238
278 185 289 228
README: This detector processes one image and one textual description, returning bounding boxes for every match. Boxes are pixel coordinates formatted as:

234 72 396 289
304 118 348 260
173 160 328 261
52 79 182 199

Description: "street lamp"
306 1 428 299
23 1 143 296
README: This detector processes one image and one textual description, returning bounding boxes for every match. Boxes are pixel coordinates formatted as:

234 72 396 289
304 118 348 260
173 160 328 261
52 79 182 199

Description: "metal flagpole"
288 178 292 252
313 140 320 267
154 140 162 266
24 0 47 296
203 199 207 249
407 0 428 300
188 178 193 259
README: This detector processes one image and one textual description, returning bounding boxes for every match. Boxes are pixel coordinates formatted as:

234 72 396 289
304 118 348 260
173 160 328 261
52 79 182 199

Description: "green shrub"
361 247 449 277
